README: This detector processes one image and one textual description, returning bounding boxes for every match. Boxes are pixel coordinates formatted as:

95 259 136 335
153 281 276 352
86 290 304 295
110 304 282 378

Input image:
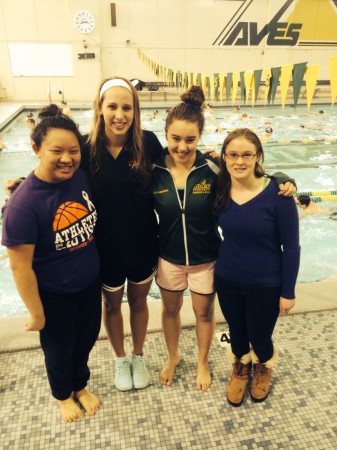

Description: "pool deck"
1 99 337 449
1 281 337 450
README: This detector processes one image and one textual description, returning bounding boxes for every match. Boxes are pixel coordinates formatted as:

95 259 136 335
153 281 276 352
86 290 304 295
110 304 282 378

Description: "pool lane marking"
298 190 337 196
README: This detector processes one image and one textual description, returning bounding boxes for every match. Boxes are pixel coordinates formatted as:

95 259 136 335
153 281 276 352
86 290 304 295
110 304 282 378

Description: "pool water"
143 104 337 148
297 211 337 283
213 108 337 142
1 105 337 317
2 104 337 154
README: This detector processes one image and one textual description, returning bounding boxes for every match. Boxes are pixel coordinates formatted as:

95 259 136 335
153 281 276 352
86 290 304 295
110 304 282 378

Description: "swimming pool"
2 104 337 152
1 105 337 317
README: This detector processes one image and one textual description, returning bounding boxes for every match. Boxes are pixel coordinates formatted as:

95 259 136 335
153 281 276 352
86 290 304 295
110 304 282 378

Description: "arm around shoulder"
143 130 164 163
3 178 25 196
269 171 297 197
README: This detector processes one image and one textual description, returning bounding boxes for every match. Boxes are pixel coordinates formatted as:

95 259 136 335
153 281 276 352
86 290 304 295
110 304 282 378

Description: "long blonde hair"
88 76 150 190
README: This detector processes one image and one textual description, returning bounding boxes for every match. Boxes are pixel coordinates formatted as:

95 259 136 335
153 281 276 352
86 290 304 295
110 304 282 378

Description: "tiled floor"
1 309 337 450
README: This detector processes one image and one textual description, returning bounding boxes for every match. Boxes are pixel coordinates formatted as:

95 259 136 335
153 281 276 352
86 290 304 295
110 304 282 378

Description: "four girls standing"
2 82 299 420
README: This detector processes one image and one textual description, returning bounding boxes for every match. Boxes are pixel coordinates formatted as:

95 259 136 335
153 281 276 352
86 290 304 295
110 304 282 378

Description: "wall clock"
74 10 95 34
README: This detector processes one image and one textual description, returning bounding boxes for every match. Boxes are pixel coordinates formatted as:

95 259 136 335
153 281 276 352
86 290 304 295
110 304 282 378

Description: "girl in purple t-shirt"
2 105 101 423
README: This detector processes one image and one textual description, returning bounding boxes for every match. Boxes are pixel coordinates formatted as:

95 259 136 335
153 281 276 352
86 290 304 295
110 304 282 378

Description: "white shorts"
155 257 215 295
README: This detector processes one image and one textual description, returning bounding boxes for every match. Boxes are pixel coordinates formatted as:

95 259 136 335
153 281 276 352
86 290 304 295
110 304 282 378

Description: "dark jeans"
39 277 102 400
215 276 280 363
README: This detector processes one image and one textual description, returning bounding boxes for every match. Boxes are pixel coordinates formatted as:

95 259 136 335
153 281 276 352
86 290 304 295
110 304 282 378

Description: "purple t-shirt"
2 169 100 294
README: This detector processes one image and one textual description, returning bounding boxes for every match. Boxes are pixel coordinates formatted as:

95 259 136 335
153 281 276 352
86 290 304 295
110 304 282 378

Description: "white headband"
99 79 133 99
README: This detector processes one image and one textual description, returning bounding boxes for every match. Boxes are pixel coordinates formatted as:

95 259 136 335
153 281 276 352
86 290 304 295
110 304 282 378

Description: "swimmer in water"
259 127 273 143
295 195 330 218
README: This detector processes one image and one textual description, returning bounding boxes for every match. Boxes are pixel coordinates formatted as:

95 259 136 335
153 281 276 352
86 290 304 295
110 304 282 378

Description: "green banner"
226 73 233 104
292 62 307 107
269 67 281 104
254 69 263 101
240 71 246 104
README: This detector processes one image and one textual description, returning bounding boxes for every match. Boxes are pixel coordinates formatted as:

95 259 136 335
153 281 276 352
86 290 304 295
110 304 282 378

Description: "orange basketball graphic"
53 202 89 231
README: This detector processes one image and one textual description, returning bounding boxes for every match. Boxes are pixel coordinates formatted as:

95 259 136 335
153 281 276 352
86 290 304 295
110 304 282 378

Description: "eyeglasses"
225 152 257 161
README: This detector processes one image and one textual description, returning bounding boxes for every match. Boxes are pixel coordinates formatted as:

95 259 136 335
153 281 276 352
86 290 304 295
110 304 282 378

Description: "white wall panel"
2 0 38 41
0 0 335 101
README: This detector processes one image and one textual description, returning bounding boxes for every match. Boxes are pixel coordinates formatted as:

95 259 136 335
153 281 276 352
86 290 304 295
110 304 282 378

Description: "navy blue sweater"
215 179 300 299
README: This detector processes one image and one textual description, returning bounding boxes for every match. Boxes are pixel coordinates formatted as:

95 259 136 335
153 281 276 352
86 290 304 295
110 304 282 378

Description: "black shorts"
101 264 157 292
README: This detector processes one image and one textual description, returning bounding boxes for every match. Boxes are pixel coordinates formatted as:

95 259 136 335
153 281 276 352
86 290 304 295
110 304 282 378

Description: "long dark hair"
88 76 150 191
214 128 265 212
165 85 205 134
31 104 82 148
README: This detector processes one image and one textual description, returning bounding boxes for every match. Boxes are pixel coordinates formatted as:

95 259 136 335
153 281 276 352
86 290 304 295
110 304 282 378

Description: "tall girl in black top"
86 77 163 392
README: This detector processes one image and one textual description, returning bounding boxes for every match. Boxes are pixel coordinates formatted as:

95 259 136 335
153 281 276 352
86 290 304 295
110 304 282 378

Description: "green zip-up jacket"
151 150 222 266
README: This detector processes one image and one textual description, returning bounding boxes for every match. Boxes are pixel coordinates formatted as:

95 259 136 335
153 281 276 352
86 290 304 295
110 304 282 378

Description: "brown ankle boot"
226 348 251 407
250 346 279 402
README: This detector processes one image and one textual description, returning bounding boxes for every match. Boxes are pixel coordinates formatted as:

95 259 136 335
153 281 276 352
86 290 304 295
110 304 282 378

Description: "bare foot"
59 397 84 423
74 389 100 416
160 356 180 386
196 363 211 391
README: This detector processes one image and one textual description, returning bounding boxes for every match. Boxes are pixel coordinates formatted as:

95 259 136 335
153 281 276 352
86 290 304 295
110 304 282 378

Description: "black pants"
215 276 280 363
39 277 102 400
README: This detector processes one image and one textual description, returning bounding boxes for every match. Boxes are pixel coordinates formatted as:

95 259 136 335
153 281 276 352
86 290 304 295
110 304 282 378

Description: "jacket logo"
193 180 211 194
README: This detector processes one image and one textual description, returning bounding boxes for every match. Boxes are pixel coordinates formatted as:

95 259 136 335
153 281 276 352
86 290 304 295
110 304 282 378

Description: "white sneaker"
114 357 132 391
132 354 150 389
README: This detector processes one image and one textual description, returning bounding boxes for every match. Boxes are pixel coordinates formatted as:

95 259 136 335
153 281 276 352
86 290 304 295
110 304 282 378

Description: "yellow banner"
329 56 337 106
305 65 321 110
210 75 215 102
280 64 293 109
263 68 272 105
202 74 207 93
